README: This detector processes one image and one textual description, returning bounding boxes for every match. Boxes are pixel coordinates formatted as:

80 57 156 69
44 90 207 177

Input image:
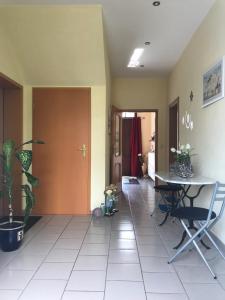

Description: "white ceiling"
0 0 216 77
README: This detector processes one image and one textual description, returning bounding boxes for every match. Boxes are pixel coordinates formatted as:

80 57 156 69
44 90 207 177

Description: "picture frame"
203 57 224 107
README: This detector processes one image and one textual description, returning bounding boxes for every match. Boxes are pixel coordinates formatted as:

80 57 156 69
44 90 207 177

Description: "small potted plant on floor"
0 139 44 251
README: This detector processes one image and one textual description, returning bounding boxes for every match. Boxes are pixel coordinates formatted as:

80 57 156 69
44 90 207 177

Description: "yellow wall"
0 5 106 86
137 112 155 157
103 20 111 186
0 26 24 84
91 86 107 209
168 0 225 242
0 5 109 212
112 77 168 171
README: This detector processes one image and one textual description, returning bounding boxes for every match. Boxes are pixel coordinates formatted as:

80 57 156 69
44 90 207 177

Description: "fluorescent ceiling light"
127 61 140 68
130 48 144 61
127 48 144 68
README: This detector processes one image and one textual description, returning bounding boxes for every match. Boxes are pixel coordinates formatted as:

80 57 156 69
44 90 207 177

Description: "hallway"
0 180 225 299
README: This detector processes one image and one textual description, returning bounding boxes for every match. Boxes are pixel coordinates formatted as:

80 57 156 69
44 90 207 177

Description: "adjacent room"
0 0 225 300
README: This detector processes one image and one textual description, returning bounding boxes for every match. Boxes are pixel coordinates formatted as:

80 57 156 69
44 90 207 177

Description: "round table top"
155 171 216 185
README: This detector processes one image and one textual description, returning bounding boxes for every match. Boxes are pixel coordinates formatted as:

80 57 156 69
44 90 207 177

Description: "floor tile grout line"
17 215 75 299
103 211 113 300
0 216 55 275
148 186 192 300
125 185 148 300
59 215 95 299
128 179 191 299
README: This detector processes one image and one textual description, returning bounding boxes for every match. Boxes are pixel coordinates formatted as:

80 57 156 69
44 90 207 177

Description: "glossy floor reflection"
0 178 225 299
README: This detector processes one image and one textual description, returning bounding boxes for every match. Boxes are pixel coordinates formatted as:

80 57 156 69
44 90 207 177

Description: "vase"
174 158 193 178
141 163 147 177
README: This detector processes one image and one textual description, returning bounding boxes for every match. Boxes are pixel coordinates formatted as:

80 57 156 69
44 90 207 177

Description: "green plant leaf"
22 184 35 224
23 172 39 187
17 139 45 149
3 140 15 173
16 150 32 171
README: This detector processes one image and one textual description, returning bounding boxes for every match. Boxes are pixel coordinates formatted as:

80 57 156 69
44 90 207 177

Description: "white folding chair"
168 181 225 279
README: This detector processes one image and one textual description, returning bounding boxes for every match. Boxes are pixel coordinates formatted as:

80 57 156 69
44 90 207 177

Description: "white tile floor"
1 179 225 299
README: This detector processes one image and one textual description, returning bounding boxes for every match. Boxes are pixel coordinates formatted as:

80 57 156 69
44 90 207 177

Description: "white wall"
169 0 225 242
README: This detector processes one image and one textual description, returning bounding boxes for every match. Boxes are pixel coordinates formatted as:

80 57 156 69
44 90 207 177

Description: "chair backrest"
207 182 225 223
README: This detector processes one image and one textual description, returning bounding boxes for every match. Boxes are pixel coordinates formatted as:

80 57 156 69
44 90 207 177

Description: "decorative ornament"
182 112 194 130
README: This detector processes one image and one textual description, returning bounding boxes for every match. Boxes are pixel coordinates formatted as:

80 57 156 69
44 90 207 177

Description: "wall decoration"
182 111 193 130
190 91 194 101
203 57 224 107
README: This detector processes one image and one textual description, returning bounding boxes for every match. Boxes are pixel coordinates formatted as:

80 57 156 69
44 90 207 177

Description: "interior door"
110 106 122 186
33 88 91 215
169 98 179 166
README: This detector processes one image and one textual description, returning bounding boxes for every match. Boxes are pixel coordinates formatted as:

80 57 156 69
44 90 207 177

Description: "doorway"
0 73 23 218
169 98 179 166
121 111 157 182
32 88 91 215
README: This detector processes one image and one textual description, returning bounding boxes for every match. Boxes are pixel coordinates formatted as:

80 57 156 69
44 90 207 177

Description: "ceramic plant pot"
0 221 24 252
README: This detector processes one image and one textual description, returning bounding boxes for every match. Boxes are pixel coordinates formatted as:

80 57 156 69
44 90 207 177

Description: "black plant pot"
0 221 24 252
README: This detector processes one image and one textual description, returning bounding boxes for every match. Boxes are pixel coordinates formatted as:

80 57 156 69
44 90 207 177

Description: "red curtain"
130 114 142 177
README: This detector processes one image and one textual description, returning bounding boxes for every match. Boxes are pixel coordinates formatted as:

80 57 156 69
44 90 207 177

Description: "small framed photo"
203 57 224 107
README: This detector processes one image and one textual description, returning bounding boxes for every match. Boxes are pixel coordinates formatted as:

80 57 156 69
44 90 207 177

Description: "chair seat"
171 207 216 221
165 195 179 204
159 204 172 213
154 184 182 192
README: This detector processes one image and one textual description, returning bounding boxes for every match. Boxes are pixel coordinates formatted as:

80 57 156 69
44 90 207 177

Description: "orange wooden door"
33 88 91 215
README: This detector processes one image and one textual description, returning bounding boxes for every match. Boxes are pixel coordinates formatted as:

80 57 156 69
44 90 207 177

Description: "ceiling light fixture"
127 48 144 68
153 1 160 6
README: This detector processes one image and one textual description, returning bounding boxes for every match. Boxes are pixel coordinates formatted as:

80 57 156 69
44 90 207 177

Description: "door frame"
169 97 179 166
0 72 23 217
112 108 159 182
110 106 123 186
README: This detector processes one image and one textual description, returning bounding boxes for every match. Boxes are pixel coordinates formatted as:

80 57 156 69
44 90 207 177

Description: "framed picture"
203 57 224 107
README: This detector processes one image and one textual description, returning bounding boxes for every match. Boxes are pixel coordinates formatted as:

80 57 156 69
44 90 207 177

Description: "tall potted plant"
0 139 44 251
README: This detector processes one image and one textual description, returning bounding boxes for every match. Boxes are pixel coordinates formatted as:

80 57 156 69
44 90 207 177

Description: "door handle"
78 144 87 158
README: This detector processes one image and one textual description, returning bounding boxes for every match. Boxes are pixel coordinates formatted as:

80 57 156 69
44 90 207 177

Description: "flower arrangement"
170 144 193 177
170 144 191 163
104 184 119 216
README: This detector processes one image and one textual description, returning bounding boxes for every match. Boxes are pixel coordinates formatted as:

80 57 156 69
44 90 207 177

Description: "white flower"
138 153 142 156
105 190 112 195
180 145 184 150
170 147 176 153
186 144 191 150
176 150 181 154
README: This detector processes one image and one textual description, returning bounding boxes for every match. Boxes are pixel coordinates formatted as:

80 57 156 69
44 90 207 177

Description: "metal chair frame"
151 184 182 226
168 181 225 279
